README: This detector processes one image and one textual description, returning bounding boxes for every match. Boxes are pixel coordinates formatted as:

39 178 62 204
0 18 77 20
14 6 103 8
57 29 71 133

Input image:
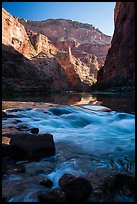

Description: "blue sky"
2 2 115 36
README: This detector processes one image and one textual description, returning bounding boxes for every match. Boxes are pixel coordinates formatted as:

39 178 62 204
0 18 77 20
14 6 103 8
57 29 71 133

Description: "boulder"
59 173 93 202
39 177 53 188
58 173 76 188
2 133 55 161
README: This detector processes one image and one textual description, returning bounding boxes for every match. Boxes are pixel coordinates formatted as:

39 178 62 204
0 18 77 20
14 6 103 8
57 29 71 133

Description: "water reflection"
95 93 135 114
2 92 135 114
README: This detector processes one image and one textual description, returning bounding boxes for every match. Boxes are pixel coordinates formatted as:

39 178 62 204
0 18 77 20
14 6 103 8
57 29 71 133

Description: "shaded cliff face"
30 52 71 91
2 44 70 96
2 44 46 95
97 2 135 90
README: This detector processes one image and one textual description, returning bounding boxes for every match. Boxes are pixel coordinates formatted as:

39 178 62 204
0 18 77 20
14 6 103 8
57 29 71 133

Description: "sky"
2 2 116 36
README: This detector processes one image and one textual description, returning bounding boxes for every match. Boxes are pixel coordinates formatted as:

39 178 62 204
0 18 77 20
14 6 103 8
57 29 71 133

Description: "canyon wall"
2 44 46 94
3 8 111 94
2 8 36 58
97 2 135 91
18 18 111 45
18 18 111 76
2 8 70 95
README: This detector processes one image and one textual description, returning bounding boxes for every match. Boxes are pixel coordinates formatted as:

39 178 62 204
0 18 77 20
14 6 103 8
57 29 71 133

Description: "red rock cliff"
97 2 135 89
2 8 36 58
2 8 70 94
2 8 100 92
18 18 111 78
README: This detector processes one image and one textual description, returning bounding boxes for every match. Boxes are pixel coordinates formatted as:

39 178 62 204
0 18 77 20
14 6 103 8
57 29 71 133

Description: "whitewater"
2 100 135 202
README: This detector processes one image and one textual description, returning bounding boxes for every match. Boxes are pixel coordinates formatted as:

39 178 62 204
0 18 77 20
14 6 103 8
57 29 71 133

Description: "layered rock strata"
2 8 36 58
19 17 111 73
3 8 103 93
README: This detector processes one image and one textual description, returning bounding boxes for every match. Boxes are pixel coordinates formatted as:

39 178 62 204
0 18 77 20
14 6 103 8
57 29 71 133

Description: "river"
2 92 135 202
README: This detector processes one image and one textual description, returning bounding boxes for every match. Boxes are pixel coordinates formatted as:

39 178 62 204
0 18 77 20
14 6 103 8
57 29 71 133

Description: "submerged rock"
17 124 30 131
25 161 54 175
30 128 39 134
59 173 93 202
39 177 53 188
2 175 40 201
48 107 72 116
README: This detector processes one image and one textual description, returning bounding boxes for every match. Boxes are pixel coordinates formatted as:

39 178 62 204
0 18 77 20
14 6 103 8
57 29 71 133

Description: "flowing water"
2 92 135 202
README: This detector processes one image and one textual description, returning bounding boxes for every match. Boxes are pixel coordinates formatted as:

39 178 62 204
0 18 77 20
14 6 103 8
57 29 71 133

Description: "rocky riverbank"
2 101 135 202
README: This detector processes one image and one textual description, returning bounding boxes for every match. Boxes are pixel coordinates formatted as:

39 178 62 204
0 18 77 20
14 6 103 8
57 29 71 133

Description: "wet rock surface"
2 175 43 201
38 188 66 202
86 168 135 202
59 173 76 188
24 161 54 175
39 177 53 188
17 124 30 131
59 173 93 202
3 164 135 202
30 127 39 134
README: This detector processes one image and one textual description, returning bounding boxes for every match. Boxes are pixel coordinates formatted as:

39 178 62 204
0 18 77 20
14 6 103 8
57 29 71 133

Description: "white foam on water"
82 105 111 111
4 104 135 202
46 161 84 189
5 105 135 154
